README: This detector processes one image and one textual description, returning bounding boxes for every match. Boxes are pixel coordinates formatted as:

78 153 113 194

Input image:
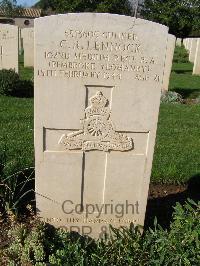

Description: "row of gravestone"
0 23 176 92
183 38 200 75
0 24 34 73
1 14 177 238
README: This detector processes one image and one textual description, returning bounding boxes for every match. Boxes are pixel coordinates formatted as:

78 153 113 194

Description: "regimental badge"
59 91 134 152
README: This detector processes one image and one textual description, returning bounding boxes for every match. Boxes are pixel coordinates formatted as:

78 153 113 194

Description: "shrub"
0 69 33 97
144 199 200 265
13 79 34 98
0 69 19 96
0 148 34 216
161 91 183 103
173 46 189 63
3 200 200 265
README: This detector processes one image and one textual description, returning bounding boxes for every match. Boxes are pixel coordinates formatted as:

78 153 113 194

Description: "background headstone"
193 38 200 75
187 38 192 52
18 28 23 55
189 38 197 63
162 34 176 91
22 27 34 67
176 38 181 46
35 13 169 238
0 24 18 73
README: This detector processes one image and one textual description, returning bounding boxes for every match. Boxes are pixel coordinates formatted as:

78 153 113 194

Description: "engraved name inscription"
59 91 133 152
37 28 160 82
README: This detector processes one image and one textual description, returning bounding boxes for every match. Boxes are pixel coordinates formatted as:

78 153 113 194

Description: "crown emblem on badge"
59 91 134 152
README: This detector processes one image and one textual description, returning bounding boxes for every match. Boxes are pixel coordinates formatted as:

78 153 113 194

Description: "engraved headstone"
162 34 176 91
0 24 18 72
35 13 169 238
22 27 34 67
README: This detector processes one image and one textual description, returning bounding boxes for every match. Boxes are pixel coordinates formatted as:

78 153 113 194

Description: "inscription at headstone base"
35 13 169 238
0 24 18 72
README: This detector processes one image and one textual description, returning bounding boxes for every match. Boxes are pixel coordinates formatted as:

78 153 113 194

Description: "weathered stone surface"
189 38 198 63
162 34 176 91
22 27 34 67
35 13 169 238
0 24 18 72
193 38 200 75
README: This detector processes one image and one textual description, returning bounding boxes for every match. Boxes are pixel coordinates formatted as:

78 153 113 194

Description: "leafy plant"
35 0 132 15
0 69 20 96
0 148 34 216
144 199 200 265
0 69 33 97
3 200 200 265
161 91 183 103
173 45 189 63
140 0 200 37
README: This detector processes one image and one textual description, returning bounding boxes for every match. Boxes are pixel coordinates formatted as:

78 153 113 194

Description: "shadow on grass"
172 69 192 74
12 80 34 98
171 88 200 99
144 173 200 230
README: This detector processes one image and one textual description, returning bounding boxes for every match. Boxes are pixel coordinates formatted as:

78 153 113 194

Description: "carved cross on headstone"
59 87 134 208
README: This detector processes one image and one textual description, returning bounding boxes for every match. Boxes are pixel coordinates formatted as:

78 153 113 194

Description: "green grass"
152 103 200 183
19 54 34 81
0 95 34 175
169 46 200 99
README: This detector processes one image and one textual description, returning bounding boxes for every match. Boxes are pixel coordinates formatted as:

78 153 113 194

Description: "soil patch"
145 177 200 229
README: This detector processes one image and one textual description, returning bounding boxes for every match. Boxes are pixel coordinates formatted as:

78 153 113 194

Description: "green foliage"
144 199 200 265
140 0 200 37
0 69 19 96
0 148 34 215
0 69 33 97
3 200 200 265
160 91 183 103
0 0 22 17
35 0 132 15
7 221 47 265
173 45 189 63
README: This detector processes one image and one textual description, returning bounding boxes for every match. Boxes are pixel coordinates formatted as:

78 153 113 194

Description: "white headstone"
0 24 18 73
18 28 23 55
193 38 200 75
162 34 176 91
189 38 198 63
35 13 169 238
188 38 192 52
176 38 181 46
22 27 34 67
